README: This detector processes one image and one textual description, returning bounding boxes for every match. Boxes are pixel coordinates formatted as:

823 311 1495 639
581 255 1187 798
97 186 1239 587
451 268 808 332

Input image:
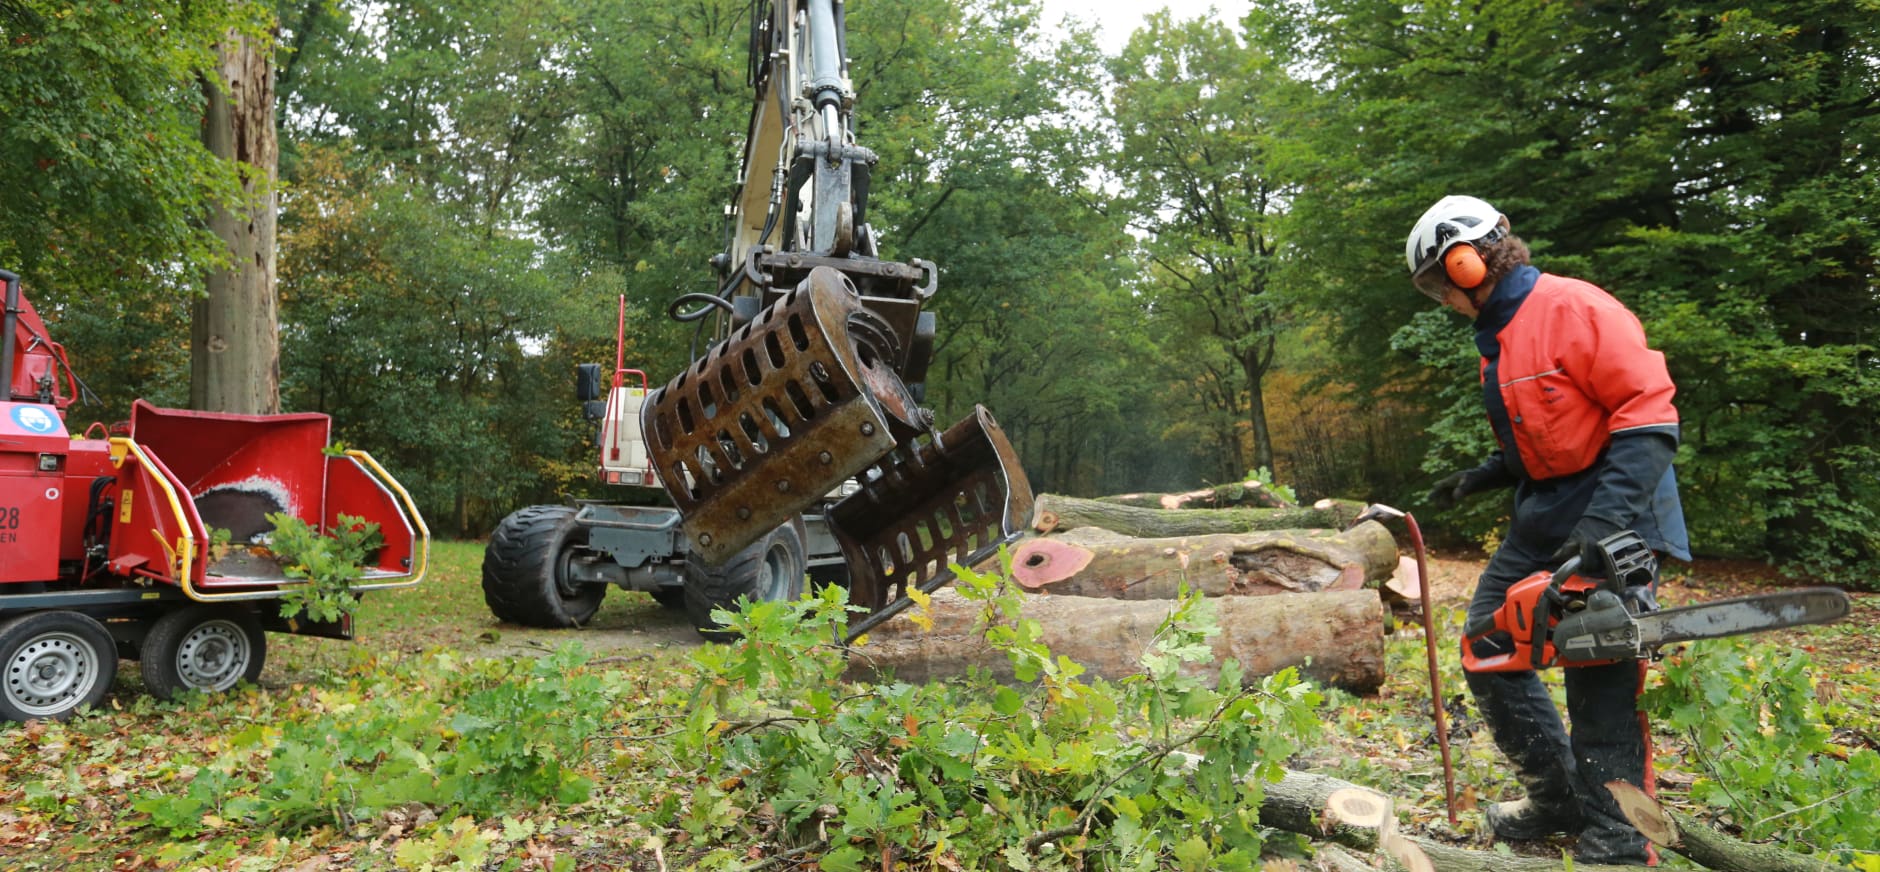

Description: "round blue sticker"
11 405 58 434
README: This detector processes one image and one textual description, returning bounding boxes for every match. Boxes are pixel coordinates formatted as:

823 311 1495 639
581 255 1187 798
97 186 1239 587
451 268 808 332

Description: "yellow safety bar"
108 437 202 600
341 449 430 592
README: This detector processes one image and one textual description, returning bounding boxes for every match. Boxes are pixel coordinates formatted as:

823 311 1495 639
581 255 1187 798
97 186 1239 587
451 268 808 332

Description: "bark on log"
1605 781 1843 872
1009 522 1398 597
847 588 1386 694
1258 771 1643 872
1318 844 1385 872
1034 494 1366 538
1100 479 1296 510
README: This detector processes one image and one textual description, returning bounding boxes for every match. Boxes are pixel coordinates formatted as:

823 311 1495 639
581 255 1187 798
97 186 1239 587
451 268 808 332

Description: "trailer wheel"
141 606 266 700
482 505 606 627
0 611 118 723
684 519 807 642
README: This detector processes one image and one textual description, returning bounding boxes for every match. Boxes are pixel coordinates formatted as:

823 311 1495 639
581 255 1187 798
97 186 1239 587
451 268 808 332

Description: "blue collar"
1473 265 1540 358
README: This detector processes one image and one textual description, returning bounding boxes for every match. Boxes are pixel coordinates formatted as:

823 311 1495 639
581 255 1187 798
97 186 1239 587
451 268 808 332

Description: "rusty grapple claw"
641 268 1033 624
834 405 1032 641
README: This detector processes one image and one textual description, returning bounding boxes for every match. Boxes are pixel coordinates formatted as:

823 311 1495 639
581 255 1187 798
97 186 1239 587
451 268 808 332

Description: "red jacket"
1479 273 1679 480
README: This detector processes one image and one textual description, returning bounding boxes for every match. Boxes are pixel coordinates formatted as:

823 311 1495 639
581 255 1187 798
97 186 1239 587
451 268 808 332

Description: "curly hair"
1480 232 1532 288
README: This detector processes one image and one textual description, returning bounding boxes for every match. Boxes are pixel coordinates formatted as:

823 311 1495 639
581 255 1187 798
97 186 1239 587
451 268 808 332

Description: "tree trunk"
845 587 1387 694
1246 350 1275 475
1034 493 1366 538
1099 478 1296 510
1008 522 1398 598
193 26 280 415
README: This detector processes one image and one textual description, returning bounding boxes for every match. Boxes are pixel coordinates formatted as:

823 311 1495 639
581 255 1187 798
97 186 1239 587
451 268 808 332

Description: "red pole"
1349 504 1460 825
1404 512 1459 826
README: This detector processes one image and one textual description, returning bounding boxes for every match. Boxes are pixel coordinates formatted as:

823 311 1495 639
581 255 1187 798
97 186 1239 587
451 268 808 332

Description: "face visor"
1410 252 1456 303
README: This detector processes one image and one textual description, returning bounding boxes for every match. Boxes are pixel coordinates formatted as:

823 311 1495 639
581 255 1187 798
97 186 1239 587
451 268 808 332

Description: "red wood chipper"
0 269 429 722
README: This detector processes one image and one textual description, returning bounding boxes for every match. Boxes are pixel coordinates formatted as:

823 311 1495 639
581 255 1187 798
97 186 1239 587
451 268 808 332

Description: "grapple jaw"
832 406 1032 641
641 266 1032 633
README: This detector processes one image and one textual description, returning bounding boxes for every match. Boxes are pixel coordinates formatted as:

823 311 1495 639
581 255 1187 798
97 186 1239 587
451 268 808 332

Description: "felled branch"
1606 781 1845 872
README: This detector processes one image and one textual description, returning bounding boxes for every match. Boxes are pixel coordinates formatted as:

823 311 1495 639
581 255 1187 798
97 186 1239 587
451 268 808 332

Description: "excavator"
482 0 1032 641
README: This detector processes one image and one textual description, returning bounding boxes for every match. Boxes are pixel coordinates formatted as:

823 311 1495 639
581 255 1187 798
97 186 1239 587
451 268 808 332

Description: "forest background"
1 0 1875 583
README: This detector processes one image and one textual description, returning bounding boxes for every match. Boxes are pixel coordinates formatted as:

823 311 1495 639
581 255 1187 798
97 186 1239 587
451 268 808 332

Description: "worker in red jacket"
1406 195 1690 865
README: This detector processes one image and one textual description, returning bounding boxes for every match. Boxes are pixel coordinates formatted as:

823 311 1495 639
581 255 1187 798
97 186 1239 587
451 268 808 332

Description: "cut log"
1099 479 1297 511
1323 788 1434 872
1606 781 1844 872
1258 771 1643 872
1034 494 1366 538
847 587 1386 694
1008 522 1398 597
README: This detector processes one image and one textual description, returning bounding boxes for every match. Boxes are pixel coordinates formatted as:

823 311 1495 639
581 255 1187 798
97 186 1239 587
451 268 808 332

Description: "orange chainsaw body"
1463 570 1623 672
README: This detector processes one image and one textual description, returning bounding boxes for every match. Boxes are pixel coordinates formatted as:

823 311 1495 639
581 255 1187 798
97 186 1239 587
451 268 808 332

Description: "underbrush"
2 551 1876 870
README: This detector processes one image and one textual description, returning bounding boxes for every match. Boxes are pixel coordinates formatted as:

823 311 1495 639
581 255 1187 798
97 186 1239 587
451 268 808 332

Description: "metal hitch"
642 266 928 566
834 406 1033 642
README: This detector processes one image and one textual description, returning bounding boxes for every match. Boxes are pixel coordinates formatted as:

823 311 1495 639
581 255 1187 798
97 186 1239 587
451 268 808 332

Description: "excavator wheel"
684 518 807 642
482 505 606 628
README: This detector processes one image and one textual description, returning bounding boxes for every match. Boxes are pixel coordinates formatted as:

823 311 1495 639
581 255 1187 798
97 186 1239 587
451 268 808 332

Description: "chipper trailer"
0 268 429 722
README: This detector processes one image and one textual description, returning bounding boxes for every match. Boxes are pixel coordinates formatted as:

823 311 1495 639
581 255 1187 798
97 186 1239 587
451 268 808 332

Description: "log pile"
845 490 1398 694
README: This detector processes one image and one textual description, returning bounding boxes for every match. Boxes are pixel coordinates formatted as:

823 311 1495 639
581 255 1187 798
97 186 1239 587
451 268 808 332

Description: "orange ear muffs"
1444 244 1487 289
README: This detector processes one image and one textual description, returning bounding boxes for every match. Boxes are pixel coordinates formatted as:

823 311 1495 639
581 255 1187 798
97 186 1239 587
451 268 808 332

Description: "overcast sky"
1035 0 1254 54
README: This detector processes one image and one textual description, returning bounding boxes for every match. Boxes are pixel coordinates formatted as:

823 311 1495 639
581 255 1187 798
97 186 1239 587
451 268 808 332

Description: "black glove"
1425 463 1511 510
1551 517 1624 576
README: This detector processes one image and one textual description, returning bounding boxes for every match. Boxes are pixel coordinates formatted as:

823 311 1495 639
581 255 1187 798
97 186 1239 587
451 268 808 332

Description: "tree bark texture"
1099 479 1296 510
1008 521 1398 598
1033 494 1366 538
193 27 280 415
845 587 1386 694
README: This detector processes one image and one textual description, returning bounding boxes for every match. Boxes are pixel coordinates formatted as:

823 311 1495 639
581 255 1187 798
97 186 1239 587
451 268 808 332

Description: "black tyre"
0 611 118 723
140 605 266 701
684 519 807 642
482 505 606 628
649 586 687 610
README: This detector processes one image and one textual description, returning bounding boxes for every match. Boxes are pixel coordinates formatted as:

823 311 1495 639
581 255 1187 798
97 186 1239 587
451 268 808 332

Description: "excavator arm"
640 0 1031 636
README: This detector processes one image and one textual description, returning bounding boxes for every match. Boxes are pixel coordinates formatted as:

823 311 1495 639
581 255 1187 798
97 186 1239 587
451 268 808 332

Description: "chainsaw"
1462 530 1851 673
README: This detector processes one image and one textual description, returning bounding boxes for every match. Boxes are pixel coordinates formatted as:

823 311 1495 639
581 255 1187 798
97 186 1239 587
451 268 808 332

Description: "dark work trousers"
1463 532 1657 865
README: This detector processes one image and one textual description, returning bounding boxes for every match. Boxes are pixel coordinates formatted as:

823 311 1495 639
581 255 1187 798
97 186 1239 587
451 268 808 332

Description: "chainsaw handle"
1460 559 1575 643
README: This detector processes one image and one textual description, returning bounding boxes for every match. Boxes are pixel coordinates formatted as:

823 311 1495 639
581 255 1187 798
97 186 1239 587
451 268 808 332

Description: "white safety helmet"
1405 195 1505 301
